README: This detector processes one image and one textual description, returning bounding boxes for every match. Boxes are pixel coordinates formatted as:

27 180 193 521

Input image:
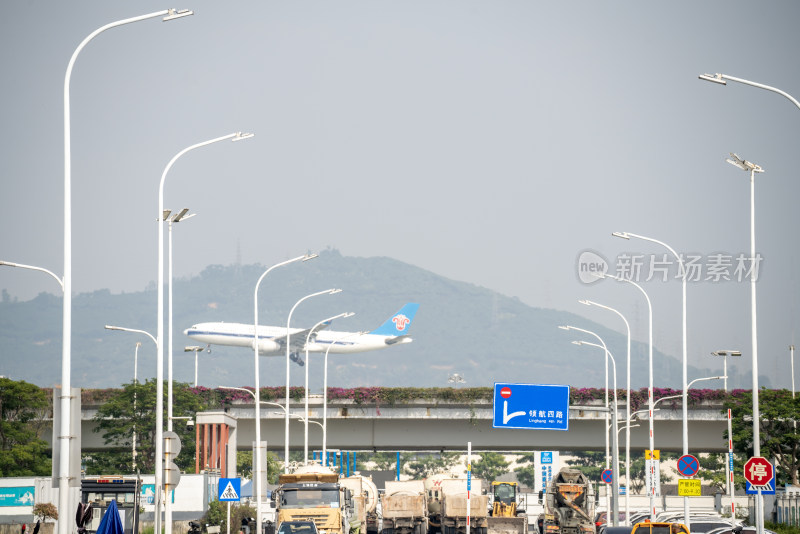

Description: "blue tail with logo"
370 303 420 336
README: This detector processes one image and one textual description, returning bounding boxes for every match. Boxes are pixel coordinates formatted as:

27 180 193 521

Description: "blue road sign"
219 478 241 502
677 454 700 477
601 469 613 484
492 383 569 431
541 452 553 464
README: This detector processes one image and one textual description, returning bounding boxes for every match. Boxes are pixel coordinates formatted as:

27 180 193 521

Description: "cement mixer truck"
542 468 595 534
340 475 379 534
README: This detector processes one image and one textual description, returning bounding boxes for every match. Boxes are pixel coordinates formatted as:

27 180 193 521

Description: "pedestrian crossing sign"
219 478 241 502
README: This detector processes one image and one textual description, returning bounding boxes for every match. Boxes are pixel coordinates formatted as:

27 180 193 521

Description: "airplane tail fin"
369 303 420 336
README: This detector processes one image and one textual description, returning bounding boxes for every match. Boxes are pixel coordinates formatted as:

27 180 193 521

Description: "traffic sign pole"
744 456 774 534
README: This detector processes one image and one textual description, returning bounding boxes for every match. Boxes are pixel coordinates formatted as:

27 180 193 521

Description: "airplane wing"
271 321 333 352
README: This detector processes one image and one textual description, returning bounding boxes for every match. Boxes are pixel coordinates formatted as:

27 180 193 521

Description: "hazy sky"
2 2 800 389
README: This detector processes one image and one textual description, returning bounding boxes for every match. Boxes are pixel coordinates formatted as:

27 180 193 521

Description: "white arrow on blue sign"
492 383 569 431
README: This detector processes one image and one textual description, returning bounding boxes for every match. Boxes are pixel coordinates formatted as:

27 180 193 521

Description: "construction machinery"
274 465 355 534
542 469 595 534
487 482 527 534
381 480 428 534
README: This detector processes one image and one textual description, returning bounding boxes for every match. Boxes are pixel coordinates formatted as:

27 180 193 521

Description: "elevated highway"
74 395 729 452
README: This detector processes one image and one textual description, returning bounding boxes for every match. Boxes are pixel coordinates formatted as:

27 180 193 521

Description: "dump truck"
381 480 428 534
341 475 379 534
542 469 595 534
487 482 527 534
425 475 489 534
275 465 355 534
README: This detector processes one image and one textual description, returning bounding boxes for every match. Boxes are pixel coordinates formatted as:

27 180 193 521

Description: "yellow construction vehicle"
488 482 526 534
490 482 521 517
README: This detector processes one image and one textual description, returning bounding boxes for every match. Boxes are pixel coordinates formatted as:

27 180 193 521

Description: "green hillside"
0 249 711 389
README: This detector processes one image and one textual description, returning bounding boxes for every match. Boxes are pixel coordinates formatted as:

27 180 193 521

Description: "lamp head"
558 325 570 331
727 153 764 173
578 299 591 306
105 325 119 331
611 231 631 240
171 208 195 223
185 345 204 353
571 340 583 346
232 132 255 142
698 73 727 85
163 8 193 21
329 288 343 295
303 253 319 261
711 350 742 357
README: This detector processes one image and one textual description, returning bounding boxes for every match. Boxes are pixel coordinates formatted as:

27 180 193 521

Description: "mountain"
0 249 712 389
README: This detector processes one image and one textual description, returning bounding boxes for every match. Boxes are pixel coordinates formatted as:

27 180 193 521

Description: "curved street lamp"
157 132 253 534
303 312 354 464
322 330 365 464
252 254 316 534
578 298 632 524
560 325 620 526
284 289 341 473
61 12 192 534
595 271 657 520
612 230 691 525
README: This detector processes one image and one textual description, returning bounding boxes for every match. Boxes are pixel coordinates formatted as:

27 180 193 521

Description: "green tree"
694 453 727 491
514 453 537 489
725 389 800 485
366 451 405 471
470 452 510 482
405 452 459 479
565 451 606 482
92 379 204 474
0 378 51 476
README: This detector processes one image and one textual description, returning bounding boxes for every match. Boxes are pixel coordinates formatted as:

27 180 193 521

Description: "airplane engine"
252 339 280 354
289 352 305 366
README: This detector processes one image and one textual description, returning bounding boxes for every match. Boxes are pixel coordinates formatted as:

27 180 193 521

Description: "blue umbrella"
96 500 124 534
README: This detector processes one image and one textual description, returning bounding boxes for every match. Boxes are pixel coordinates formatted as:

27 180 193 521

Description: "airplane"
183 303 419 366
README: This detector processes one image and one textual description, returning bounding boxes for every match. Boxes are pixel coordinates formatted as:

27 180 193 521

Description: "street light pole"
165 209 195 534
62 11 192 534
303 313 353 465
573 340 620 527
560 326 619 526
133 342 142 473
322 331 365 464
597 272 656 520
252 254 316 534
184 346 205 387
158 133 252 534
711 350 742 512
285 289 341 473
579 299 632 524
613 230 690 525
167 209 195 433
107 327 157 479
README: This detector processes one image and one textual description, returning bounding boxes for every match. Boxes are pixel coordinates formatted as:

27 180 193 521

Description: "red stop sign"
743 456 773 486
500 387 512 398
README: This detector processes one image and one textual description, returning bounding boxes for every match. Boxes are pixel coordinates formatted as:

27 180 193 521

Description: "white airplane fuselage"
184 322 409 355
